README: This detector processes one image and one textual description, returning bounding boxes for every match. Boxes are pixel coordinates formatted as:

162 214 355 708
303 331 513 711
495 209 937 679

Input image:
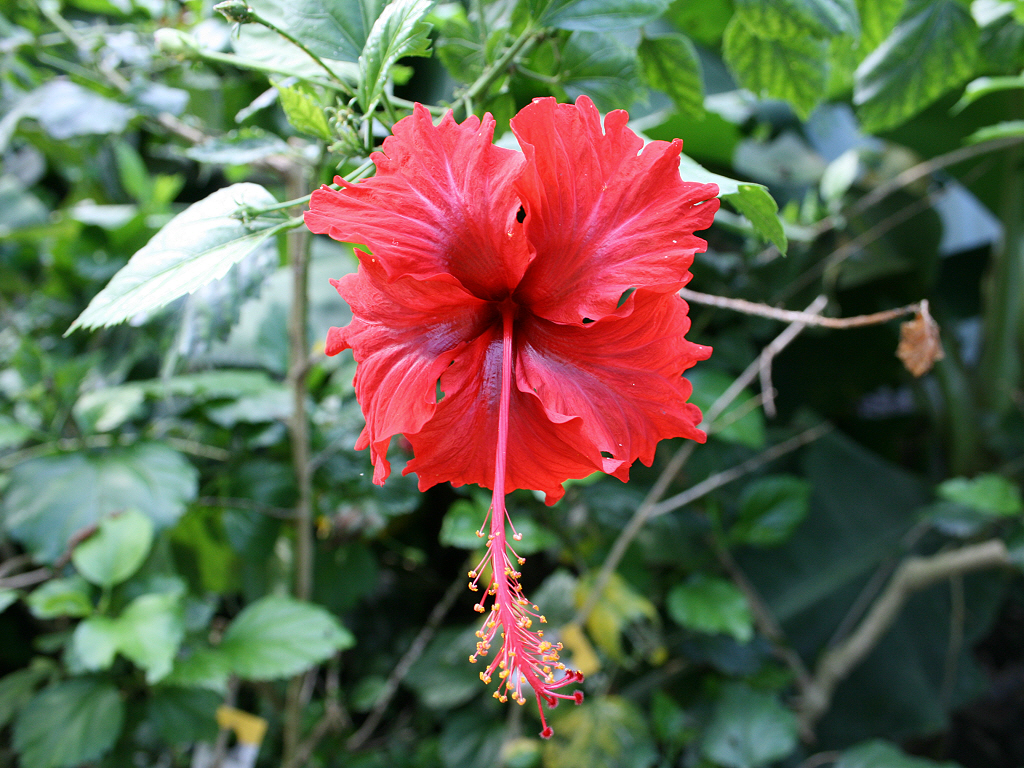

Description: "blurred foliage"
2 1 1024 767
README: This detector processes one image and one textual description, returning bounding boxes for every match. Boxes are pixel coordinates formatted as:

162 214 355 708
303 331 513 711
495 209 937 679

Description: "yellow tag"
216 706 268 746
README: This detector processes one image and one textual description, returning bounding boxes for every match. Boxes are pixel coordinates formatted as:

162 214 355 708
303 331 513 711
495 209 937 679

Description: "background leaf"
667 575 754 642
638 34 704 120
701 684 799 768
356 0 433 112
71 508 154 587
539 0 670 31
247 0 384 62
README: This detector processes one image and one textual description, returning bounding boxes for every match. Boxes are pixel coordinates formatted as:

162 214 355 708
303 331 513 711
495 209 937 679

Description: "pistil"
466 305 584 739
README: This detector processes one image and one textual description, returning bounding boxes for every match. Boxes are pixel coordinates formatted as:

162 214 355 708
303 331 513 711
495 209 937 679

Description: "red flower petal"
327 255 492 484
517 289 709 482
404 329 601 504
511 96 720 324
304 105 531 300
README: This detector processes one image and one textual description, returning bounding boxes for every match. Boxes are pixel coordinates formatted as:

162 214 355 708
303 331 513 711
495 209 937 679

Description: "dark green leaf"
667 575 754 642
937 473 1023 516
539 0 669 31
954 75 1024 114
357 0 433 112
3 443 198 563
836 740 958 768
723 15 829 120
638 34 704 119
732 475 812 547
219 595 354 680
405 627 481 710
686 369 766 448
67 184 285 333
559 31 644 112
0 590 16 614
966 119 1024 144
701 684 799 768
184 130 293 165
735 0 860 37
854 0 978 133
275 84 333 140
72 509 154 588
147 687 220 745
247 0 384 62
0 661 55 730
13 679 125 768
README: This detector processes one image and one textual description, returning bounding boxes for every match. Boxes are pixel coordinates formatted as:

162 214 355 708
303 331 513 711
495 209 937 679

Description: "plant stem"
248 9 355 97
455 24 544 117
282 163 313 764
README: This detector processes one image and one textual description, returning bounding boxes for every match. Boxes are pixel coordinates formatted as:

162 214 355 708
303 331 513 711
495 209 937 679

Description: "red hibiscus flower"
305 95 718 737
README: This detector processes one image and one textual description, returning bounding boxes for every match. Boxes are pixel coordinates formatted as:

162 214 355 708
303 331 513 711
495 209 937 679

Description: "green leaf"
13 678 125 768
440 498 557 555
734 0 860 38
219 595 355 680
357 0 433 112
185 129 292 165
638 34 704 120
723 15 829 120
701 684 799 768
0 589 16 614
854 0 978 134
965 119 1024 145
17 79 135 141
559 31 644 113
25 576 94 619
539 0 669 31
954 75 1024 114
542 696 657 768
937 473 1023 516
579 571 658 662
0 661 55 730
836 739 958 768
114 142 153 205
247 0 384 62
114 592 185 683
147 687 220 745
275 83 333 140
66 183 284 334
3 443 198 564
732 475 812 547
858 0 906 52
405 627 482 710
69 617 120 672
667 575 753 642
164 647 232 691
0 414 33 450
73 384 146 433
686 368 766 448
675 153 787 253
72 508 154 588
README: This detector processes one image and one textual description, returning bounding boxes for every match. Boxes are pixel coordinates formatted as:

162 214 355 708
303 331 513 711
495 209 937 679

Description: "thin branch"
347 568 467 751
798 539 1012 732
572 297 829 628
0 567 52 591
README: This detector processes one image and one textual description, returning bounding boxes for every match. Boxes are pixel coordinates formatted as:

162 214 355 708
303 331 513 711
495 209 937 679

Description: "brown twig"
346 567 467 751
798 539 1012 733
0 567 52 591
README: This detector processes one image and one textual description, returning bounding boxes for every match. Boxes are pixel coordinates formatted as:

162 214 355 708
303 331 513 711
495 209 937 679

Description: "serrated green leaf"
219 595 355 680
728 183 788 252
539 0 669 31
854 0 978 133
276 83 333 140
67 184 285 334
858 0 908 53
723 15 829 120
701 684 798 768
3 443 197 564
146 687 220 745
937 473 1023 516
667 575 753 641
638 34 704 119
72 509 154 588
559 31 644 112
357 0 433 112
733 475 811 547
735 0 860 38
247 0 384 62
13 679 125 768
25 576 94 619
114 592 186 682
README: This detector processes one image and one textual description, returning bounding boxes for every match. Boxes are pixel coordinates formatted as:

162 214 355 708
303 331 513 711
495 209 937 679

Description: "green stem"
455 24 544 117
248 9 354 97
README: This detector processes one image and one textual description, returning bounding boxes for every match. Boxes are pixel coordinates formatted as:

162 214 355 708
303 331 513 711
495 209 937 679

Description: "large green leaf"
67 183 285 334
638 34 704 120
357 0 433 112
2 443 197 563
836 740 958 768
538 0 669 31
13 679 125 768
0 661 54 730
218 595 354 679
734 0 859 38
667 575 754 642
858 0 907 52
146 687 220 745
559 31 644 113
701 684 798 768
247 0 384 62
71 508 154 588
723 15 829 120
854 0 978 133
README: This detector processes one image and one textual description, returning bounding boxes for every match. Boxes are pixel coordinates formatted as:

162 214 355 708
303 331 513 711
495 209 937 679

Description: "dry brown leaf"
896 300 944 377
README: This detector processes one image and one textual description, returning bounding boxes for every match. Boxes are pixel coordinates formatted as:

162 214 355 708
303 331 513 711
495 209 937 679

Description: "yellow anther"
513 533 523 541
480 673 491 683
474 604 485 613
